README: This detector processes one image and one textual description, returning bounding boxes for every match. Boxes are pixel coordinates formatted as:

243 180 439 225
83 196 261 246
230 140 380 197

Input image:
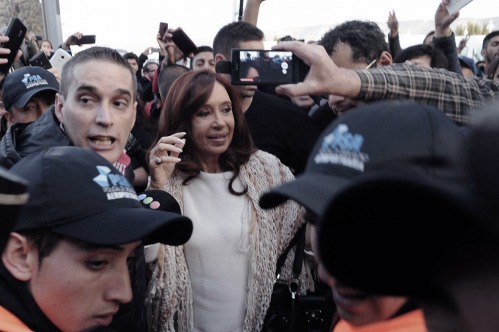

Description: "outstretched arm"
272 41 361 99
242 0 266 25
432 0 462 74
387 10 402 57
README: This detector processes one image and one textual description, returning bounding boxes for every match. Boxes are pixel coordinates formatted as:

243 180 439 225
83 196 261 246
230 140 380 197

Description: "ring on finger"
155 156 162 165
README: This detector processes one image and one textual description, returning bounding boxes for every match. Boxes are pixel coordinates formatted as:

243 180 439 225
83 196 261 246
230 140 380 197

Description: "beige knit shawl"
146 150 314 332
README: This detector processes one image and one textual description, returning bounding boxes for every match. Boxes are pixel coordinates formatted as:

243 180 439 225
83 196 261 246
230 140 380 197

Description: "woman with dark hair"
40 39 54 58
146 71 313 331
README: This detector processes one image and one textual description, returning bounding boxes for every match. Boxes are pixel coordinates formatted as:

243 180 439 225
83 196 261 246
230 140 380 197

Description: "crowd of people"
1 0 499 331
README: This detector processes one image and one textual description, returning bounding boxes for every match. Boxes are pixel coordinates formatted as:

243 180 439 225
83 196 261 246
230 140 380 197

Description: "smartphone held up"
230 49 309 85
0 18 28 74
171 28 197 56
159 22 168 38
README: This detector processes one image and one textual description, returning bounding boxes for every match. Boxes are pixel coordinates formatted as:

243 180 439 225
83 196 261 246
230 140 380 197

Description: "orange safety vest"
0 305 33 332
333 309 427 332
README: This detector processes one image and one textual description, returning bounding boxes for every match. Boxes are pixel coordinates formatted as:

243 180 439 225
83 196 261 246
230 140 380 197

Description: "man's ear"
378 51 393 67
1 232 37 282
214 53 227 64
54 93 64 123
3 111 13 126
481 48 486 57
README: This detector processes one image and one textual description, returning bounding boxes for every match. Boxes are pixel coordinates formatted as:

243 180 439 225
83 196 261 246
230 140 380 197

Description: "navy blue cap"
259 100 467 215
10 146 192 246
2 66 59 110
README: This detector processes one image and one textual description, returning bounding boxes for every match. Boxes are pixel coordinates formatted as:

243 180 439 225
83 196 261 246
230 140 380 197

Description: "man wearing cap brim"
1 66 59 126
259 100 469 331
0 146 192 331
314 103 499 332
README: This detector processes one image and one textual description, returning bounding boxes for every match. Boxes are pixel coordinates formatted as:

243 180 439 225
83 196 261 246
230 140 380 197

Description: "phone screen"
231 49 308 85
29 51 52 69
159 22 168 37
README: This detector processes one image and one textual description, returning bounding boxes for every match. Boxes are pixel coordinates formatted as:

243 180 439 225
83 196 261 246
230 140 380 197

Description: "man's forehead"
69 61 134 92
489 36 499 43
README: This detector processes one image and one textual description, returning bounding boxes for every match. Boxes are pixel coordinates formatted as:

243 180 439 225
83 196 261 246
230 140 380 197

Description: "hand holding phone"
159 22 168 38
29 51 52 69
76 35 96 45
230 49 309 85
0 18 28 74
171 28 197 57
49 48 72 73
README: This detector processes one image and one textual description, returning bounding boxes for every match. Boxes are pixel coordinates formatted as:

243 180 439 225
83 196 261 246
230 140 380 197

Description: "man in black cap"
259 100 470 331
310 101 499 332
0 146 192 331
1 66 59 126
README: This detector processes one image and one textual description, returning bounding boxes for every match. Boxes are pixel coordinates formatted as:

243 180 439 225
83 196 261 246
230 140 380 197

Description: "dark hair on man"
122 52 139 63
157 64 190 100
21 230 64 262
193 45 213 56
394 44 449 69
213 21 264 60
153 71 254 195
60 47 137 99
190 46 214 70
143 60 158 73
482 31 499 50
319 20 389 65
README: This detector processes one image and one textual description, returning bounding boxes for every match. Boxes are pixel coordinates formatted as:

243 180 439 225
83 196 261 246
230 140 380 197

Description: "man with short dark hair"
0 46 149 331
319 20 393 116
191 46 215 72
0 46 137 170
0 146 192 331
481 30 499 74
213 21 322 174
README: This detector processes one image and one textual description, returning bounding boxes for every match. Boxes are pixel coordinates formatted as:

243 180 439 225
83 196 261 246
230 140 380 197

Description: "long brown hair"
153 70 254 195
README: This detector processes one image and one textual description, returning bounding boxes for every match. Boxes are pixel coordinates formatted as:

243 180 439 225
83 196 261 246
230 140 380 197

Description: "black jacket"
245 90 323 175
0 107 71 169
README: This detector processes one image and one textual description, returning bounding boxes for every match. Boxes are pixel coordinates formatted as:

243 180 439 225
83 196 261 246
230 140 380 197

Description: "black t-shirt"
245 90 323 174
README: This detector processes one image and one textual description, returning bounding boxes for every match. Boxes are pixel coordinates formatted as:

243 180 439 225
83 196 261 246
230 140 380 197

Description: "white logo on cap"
93 166 138 200
21 73 49 90
314 124 369 171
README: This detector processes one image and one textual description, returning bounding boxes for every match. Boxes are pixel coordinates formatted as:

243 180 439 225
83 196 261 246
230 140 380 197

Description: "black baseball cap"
0 167 28 251
314 103 499 298
2 66 59 110
317 173 478 298
10 146 193 246
259 100 468 215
